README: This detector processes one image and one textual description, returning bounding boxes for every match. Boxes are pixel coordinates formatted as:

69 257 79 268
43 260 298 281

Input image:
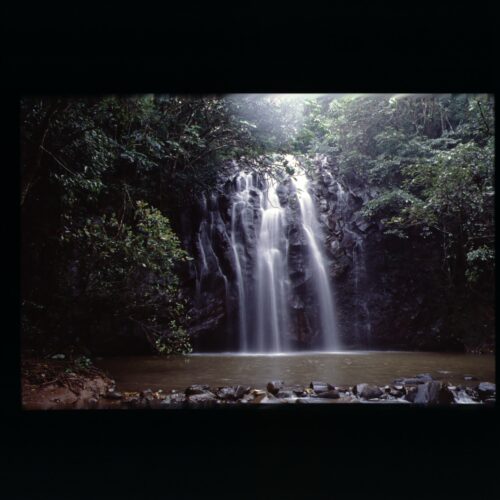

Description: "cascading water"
226 156 341 352
230 172 257 352
293 170 341 351
255 176 291 352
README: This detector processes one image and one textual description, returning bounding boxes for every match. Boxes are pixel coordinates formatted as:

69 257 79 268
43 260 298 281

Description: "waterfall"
230 172 255 352
255 176 291 352
293 170 341 351
225 157 340 353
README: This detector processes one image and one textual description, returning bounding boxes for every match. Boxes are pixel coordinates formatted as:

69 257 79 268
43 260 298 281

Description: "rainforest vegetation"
20 94 495 355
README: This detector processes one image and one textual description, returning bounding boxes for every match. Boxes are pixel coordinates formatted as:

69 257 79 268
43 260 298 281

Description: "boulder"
187 392 217 405
266 380 285 395
415 373 434 382
185 384 211 396
310 381 332 394
250 389 266 397
216 386 236 400
234 385 251 399
126 397 141 408
477 382 496 399
404 386 418 403
389 387 405 398
413 381 442 404
438 385 455 404
317 389 340 399
291 385 307 397
355 383 383 399
216 385 249 400
161 393 187 406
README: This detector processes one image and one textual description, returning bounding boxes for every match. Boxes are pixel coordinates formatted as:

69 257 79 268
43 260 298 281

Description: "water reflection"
95 352 495 394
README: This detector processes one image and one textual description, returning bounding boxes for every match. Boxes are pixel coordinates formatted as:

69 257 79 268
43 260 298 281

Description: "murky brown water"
95 351 495 393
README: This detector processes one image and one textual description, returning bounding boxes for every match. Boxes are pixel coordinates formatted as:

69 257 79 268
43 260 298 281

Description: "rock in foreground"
22 360 496 409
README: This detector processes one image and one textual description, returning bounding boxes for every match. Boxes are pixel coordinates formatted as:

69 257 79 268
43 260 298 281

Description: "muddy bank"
21 357 115 410
22 358 495 409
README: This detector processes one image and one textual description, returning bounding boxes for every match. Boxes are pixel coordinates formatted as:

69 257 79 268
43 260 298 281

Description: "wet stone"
216 385 250 400
439 386 455 404
355 383 383 399
291 385 307 397
187 392 217 405
464 375 478 381
266 380 285 395
404 386 418 402
276 390 296 399
477 382 495 398
161 393 187 406
317 389 340 399
310 381 332 394
185 384 211 396
413 381 442 404
389 387 405 398
465 387 478 398
234 385 251 399
127 397 141 408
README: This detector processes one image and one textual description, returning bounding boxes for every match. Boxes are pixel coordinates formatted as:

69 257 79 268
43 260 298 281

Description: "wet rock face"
306 156 477 351
176 154 472 351
177 159 340 350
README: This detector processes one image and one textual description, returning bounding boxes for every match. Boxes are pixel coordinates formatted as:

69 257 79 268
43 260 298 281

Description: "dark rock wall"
177 155 466 352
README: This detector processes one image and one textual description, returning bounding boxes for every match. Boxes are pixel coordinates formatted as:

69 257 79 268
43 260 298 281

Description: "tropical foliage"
21 93 495 353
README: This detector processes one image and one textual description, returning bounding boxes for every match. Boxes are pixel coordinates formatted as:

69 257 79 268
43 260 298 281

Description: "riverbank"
21 357 495 409
21 357 115 410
